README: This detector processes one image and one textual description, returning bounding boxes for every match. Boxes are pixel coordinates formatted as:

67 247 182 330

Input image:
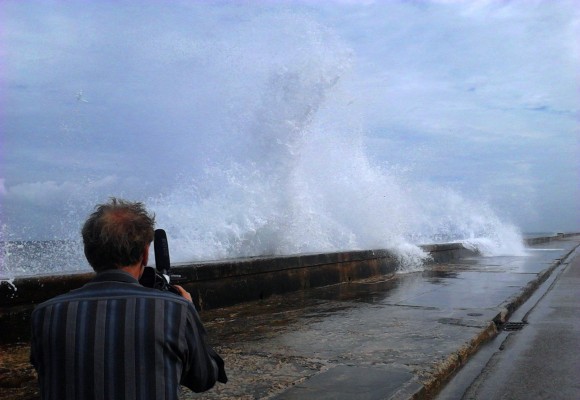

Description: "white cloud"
4 176 119 205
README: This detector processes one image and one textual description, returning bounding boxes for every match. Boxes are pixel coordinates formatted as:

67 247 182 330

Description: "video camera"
138 228 229 384
139 229 182 295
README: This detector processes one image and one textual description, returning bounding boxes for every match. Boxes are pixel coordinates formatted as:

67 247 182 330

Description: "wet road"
436 243 580 400
183 237 580 399
2 237 579 400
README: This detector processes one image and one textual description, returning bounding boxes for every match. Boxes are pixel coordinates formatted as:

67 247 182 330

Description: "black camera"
139 266 180 294
139 229 228 384
139 229 180 295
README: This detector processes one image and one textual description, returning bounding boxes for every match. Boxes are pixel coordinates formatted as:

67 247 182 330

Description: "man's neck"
119 263 144 280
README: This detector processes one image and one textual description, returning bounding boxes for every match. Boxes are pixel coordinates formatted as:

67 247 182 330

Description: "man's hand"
174 285 193 303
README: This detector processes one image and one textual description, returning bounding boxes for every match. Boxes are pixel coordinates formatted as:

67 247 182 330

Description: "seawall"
0 234 574 343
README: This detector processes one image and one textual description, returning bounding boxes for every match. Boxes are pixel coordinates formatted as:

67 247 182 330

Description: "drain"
502 321 527 331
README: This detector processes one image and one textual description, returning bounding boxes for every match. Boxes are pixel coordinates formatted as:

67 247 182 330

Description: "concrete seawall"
0 235 573 343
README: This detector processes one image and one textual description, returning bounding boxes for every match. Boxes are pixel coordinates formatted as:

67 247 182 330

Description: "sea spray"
0 5 526 276
147 59 524 268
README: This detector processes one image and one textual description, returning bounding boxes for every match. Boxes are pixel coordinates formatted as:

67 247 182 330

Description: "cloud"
331 1 579 118
5 176 118 205
0 175 149 240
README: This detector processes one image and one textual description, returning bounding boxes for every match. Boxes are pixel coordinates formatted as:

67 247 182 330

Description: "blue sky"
1 0 578 246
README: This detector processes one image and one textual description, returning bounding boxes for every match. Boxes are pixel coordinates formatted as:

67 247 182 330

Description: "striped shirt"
30 270 222 400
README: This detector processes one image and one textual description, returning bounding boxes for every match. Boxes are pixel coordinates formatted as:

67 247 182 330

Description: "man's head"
82 198 155 272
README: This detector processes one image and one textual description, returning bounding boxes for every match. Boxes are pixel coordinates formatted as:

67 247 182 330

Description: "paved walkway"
437 238 580 400
2 236 579 400
184 236 580 399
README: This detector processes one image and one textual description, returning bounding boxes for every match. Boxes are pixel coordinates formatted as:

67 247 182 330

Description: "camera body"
139 229 180 295
138 228 228 384
139 266 180 295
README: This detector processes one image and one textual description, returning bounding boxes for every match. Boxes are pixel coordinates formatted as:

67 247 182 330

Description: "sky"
1 0 579 245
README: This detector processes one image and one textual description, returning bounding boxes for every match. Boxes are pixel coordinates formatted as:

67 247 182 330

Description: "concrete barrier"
0 243 474 308
523 233 576 246
0 236 574 343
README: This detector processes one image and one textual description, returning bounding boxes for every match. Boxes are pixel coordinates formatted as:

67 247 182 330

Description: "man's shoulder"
33 281 193 312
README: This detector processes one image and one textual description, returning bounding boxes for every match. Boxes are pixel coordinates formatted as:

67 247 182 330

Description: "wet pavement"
437 241 580 400
185 237 580 399
2 236 579 400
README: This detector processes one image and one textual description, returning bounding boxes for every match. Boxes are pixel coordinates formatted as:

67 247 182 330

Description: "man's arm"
175 286 227 392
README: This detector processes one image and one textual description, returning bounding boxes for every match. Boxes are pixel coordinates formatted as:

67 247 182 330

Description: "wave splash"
1 8 525 276
145 19 525 268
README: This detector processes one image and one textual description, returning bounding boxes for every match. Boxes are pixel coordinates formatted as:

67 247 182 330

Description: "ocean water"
1 4 528 279
0 240 87 278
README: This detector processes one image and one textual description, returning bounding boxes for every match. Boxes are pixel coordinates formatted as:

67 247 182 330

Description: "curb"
405 239 580 400
494 243 580 325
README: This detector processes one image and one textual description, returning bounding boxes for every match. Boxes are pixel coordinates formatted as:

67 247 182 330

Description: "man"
30 198 226 400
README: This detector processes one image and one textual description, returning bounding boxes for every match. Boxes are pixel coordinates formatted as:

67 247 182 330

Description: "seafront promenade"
1 235 579 399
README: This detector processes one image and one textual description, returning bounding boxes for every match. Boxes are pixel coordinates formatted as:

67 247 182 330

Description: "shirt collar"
91 269 139 284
